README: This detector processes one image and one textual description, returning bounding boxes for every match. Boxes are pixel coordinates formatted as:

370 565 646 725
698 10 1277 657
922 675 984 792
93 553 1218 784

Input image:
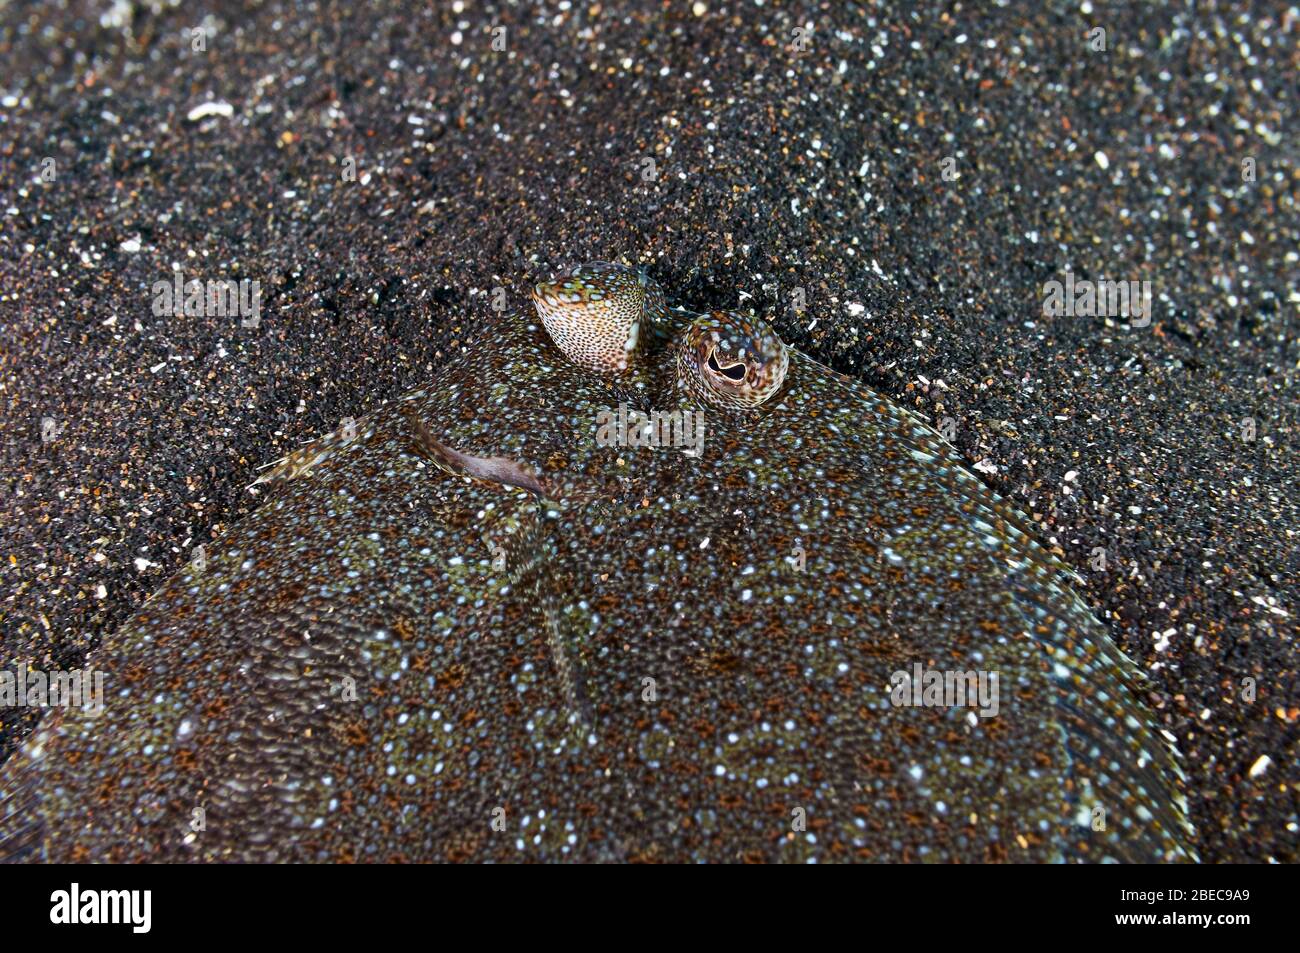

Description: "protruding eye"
678 311 788 409
531 261 664 375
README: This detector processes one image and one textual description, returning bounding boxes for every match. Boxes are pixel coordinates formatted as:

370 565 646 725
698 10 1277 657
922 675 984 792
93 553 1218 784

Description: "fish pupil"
708 350 746 381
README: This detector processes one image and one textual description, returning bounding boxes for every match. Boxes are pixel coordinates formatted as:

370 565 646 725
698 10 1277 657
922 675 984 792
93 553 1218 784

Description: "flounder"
0 262 1194 862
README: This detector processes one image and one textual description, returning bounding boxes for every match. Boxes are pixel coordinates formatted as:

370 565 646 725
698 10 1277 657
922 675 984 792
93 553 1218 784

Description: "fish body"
0 264 1194 862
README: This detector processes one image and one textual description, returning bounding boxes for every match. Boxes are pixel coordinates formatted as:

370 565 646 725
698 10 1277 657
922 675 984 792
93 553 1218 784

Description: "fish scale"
0 273 1194 861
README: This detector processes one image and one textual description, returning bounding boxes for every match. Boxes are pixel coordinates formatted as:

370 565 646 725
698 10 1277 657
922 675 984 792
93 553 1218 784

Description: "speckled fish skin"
0 265 1195 862
531 261 665 375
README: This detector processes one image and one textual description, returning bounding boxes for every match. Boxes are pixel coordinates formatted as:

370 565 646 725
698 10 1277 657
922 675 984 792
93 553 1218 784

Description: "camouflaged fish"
0 261 1194 862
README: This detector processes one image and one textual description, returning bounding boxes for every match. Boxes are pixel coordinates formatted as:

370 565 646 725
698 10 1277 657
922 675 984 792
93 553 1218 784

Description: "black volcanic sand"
0 1 1295 862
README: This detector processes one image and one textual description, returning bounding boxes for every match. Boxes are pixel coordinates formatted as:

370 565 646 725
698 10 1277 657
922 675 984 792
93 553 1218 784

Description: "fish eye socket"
707 348 747 383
